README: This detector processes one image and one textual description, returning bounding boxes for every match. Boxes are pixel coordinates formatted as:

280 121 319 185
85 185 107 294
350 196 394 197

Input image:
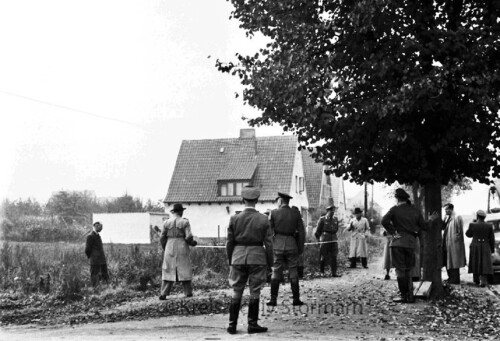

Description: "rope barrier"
194 241 338 248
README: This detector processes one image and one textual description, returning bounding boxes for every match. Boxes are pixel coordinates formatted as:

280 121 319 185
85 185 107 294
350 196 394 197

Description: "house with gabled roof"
164 129 346 237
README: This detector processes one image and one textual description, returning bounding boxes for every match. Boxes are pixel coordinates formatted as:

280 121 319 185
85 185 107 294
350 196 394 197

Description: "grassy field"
0 234 384 300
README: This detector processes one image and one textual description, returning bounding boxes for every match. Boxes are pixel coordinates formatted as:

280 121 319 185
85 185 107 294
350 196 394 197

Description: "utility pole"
364 182 368 217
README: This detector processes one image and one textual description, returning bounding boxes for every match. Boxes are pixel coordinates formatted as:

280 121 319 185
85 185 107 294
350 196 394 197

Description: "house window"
295 176 298 193
219 181 252 197
299 177 304 192
220 184 227 196
235 183 243 196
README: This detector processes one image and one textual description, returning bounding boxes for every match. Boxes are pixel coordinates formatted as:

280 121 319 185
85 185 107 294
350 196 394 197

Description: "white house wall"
94 213 151 244
288 148 309 209
172 202 278 238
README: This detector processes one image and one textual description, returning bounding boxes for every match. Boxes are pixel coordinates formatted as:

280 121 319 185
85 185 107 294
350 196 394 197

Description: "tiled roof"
301 150 344 210
164 135 298 203
218 161 257 180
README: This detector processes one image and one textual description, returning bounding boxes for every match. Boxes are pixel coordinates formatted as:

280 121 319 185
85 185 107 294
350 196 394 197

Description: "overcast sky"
0 0 492 216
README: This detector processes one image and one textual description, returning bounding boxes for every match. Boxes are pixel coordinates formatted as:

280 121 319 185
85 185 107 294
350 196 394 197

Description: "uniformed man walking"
315 205 341 277
267 192 306 307
226 186 273 334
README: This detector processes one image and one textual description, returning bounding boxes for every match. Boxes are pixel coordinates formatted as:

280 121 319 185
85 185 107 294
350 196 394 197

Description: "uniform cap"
353 207 363 214
275 192 293 201
476 210 487 217
326 205 336 211
395 188 410 200
242 186 260 200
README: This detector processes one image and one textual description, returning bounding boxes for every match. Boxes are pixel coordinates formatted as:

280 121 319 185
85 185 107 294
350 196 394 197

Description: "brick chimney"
239 128 256 139
239 128 257 155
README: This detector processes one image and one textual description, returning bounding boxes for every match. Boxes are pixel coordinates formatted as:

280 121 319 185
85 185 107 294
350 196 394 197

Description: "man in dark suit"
226 186 273 334
85 221 109 287
267 192 306 307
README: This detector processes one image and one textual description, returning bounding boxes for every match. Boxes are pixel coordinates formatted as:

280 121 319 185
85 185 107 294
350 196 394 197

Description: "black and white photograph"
1 1 500 340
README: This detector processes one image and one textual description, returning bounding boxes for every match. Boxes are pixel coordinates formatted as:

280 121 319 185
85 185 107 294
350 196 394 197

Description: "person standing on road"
466 210 495 287
226 186 273 334
267 192 306 307
442 203 467 284
346 208 370 269
381 189 429 303
159 203 197 300
315 205 341 277
85 221 109 287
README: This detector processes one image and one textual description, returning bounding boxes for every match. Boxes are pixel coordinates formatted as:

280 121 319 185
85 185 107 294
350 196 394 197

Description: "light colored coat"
443 213 466 269
161 216 193 281
347 217 370 258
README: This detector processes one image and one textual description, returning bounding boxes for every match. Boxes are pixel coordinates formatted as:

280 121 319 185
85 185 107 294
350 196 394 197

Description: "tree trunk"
422 180 444 298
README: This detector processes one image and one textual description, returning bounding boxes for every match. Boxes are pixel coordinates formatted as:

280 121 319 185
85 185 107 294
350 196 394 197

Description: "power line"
0 89 148 130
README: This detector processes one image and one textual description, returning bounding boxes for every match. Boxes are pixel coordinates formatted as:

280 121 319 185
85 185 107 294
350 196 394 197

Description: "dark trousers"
447 268 460 284
90 264 109 287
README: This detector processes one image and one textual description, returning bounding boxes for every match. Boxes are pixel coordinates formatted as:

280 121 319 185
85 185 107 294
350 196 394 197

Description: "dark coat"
270 205 306 254
85 231 107 265
226 207 273 266
315 214 339 255
381 203 425 249
466 222 495 275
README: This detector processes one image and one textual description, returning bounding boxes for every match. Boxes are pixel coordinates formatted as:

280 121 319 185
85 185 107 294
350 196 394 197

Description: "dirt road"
2 259 499 341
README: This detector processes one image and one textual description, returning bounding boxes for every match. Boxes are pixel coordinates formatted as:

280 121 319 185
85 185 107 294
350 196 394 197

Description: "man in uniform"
315 205 341 277
226 186 273 334
267 192 306 306
382 188 430 303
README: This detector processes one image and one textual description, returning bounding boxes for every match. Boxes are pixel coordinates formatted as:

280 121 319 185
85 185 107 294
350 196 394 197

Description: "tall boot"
247 299 267 334
290 278 304 306
159 280 173 300
349 258 357 268
361 258 368 269
331 258 341 277
393 277 408 303
266 279 279 306
182 281 193 297
227 298 241 334
320 260 325 273
298 266 304 279
407 276 415 303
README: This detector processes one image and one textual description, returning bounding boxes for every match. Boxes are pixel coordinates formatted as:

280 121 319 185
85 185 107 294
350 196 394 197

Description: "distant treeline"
0 191 164 242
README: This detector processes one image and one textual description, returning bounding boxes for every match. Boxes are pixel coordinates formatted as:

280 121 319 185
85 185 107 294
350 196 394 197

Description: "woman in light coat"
159 203 197 299
346 208 370 268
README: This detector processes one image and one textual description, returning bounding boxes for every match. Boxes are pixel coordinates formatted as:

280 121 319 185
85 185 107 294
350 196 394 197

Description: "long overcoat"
466 221 495 275
347 217 370 258
161 216 193 281
443 213 467 269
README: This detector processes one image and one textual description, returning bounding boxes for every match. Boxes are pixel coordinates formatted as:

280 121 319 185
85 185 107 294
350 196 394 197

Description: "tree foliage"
219 0 500 187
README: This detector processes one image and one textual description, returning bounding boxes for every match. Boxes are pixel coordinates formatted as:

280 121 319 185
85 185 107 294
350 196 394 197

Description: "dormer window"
219 181 250 196
217 161 257 197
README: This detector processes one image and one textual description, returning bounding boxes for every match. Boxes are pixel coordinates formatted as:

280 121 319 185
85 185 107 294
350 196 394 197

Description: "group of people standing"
381 188 497 304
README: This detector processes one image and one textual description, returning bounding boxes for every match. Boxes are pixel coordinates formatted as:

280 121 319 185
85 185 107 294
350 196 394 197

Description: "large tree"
218 0 500 296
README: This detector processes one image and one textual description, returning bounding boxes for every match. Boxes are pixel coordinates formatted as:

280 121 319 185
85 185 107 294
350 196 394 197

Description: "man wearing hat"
466 210 496 287
226 186 273 334
382 188 427 303
85 221 109 286
159 203 196 299
315 205 341 277
267 192 306 307
346 208 371 269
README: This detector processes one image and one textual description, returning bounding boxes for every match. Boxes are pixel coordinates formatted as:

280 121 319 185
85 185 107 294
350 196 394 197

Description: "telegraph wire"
0 89 149 131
